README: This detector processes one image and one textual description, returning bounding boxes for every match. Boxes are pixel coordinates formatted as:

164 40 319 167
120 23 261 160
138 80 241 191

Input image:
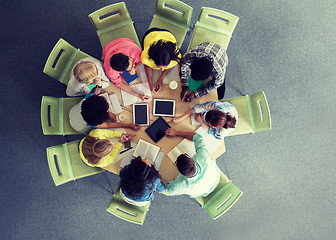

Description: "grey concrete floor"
1 0 335 239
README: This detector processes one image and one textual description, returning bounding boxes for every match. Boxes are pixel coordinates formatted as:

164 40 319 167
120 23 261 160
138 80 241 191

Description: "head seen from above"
81 136 113 164
148 40 180 69
110 53 134 72
120 156 160 199
205 110 237 129
190 57 213 81
176 153 196 178
81 95 110 126
73 61 100 86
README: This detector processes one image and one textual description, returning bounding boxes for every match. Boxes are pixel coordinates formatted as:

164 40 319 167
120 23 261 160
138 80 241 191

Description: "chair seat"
224 97 253 136
188 24 231 51
150 15 189 48
98 24 140 47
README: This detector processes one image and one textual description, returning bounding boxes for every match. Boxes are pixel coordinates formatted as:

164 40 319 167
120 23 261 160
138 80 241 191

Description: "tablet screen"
133 104 149 125
153 99 175 117
145 117 171 143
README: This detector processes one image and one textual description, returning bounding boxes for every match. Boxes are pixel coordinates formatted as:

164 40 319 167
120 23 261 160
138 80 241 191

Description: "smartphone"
124 139 131 148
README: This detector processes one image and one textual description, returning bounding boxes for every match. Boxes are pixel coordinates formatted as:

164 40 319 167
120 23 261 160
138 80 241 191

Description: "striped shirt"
180 42 228 98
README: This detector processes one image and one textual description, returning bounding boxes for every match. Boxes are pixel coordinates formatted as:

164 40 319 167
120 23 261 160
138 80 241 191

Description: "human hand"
148 81 156 92
165 128 178 137
184 91 195 102
92 78 102 87
120 133 135 143
128 123 141 131
129 69 136 75
154 82 162 93
138 94 150 102
91 87 101 95
108 111 117 122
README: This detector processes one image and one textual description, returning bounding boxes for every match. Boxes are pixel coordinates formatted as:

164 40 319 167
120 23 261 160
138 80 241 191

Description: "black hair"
120 157 161 200
110 53 129 71
190 57 213 81
205 110 237 129
81 95 109 126
148 40 181 66
175 154 196 177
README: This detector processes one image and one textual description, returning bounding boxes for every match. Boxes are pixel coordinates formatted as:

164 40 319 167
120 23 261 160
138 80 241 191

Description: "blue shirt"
119 166 165 202
165 134 220 198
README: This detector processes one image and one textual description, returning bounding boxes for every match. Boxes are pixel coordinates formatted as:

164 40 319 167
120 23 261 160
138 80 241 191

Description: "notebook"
133 139 161 165
122 71 138 84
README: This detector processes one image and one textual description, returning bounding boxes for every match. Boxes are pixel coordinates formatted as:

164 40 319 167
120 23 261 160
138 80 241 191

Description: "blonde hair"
81 136 114 165
73 61 98 85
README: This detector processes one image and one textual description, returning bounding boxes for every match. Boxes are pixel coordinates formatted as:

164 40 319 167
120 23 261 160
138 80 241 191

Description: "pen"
119 147 133 154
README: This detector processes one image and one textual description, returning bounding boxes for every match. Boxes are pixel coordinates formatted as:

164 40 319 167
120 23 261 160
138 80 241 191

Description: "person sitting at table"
180 42 228 102
141 28 181 93
69 94 141 133
79 129 135 168
102 38 150 101
164 128 220 198
171 101 238 139
66 57 112 97
119 156 165 206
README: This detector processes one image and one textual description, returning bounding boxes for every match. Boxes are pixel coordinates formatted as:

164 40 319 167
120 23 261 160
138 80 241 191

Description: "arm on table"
97 121 141 131
171 108 195 123
165 128 195 142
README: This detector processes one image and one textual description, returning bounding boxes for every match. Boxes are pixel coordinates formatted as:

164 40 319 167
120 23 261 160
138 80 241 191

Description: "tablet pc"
133 103 149 125
145 117 171 143
153 99 175 117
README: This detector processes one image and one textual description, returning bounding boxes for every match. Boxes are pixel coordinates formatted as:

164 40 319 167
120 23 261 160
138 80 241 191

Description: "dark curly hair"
148 40 181 66
175 154 196 177
205 110 236 129
190 57 213 81
120 157 161 200
81 95 109 126
110 53 130 71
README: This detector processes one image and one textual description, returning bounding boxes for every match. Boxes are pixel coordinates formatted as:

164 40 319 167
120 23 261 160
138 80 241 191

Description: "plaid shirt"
180 42 228 98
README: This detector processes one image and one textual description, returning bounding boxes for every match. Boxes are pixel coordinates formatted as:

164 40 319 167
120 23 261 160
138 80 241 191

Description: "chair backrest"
195 170 242 219
187 7 239 51
203 182 243 220
41 96 83 135
43 38 92 85
46 140 104 186
106 183 150 225
88 2 140 47
198 7 239 36
222 91 271 136
247 91 271 133
155 0 192 26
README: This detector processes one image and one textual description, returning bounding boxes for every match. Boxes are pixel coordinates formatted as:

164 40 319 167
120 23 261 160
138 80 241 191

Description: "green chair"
188 7 239 51
88 2 140 47
106 182 151 225
43 38 93 85
41 96 83 135
47 140 105 186
149 0 193 48
195 171 243 220
221 91 271 136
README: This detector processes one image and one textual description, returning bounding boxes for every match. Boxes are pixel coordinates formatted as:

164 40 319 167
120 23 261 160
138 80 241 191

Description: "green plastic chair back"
106 182 151 225
195 171 243 220
47 140 105 186
188 7 239 51
41 96 84 135
149 0 193 48
221 91 271 136
43 38 92 85
88 2 140 47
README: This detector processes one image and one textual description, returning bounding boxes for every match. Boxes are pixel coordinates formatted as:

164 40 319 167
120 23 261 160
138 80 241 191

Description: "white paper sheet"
109 93 123 114
120 82 152 106
152 65 180 85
